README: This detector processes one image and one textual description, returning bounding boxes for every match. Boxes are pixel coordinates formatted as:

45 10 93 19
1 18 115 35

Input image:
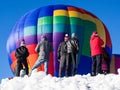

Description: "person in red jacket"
90 31 104 76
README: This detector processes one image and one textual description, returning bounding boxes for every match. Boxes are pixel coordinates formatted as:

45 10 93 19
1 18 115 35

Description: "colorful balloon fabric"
6 5 112 76
111 54 120 74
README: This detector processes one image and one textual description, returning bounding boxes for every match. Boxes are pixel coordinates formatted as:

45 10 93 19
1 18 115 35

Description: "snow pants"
15 58 28 76
92 54 102 75
66 52 77 77
31 59 48 74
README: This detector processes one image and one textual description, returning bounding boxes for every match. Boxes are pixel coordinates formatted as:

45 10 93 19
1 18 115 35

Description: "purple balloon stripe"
53 32 66 72
24 35 37 45
37 33 53 42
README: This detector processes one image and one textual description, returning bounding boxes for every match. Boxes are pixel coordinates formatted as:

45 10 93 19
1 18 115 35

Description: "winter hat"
71 33 76 38
20 39 26 46
64 34 69 41
92 31 98 36
41 35 47 40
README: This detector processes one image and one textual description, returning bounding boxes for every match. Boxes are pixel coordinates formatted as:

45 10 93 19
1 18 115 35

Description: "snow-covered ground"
1 69 120 90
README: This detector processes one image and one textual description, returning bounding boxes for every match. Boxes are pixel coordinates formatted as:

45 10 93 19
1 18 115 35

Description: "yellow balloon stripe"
54 10 68 16
111 55 115 73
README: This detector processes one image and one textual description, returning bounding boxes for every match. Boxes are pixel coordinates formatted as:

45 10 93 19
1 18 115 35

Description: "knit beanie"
64 34 69 41
20 39 26 46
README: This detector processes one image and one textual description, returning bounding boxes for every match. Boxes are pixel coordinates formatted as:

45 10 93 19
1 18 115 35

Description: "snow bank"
1 69 120 90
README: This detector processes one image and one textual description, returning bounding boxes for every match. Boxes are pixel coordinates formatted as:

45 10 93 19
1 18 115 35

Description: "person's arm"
100 38 104 46
25 47 29 57
35 43 40 53
57 43 61 60
15 48 21 58
76 39 79 53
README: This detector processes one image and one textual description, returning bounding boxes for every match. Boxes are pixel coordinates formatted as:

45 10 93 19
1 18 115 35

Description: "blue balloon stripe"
24 26 37 37
53 24 70 33
77 55 92 75
53 5 67 10
24 8 40 27
38 5 53 18
37 24 53 34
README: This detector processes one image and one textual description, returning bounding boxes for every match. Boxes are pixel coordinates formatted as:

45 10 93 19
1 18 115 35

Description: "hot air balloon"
6 5 112 76
111 54 120 74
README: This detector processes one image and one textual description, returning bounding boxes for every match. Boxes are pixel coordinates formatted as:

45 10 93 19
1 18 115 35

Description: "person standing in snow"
90 31 104 76
101 47 111 74
31 35 52 74
66 33 79 76
15 39 29 76
57 34 69 77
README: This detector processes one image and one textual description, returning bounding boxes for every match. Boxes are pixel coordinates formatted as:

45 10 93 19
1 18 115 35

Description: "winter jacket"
35 38 52 60
15 46 29 60
90 35 104 56
66 38 79 53
101 59 108 71
57 41 67 59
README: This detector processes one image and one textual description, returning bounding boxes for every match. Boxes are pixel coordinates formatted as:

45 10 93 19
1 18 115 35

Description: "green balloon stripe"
37 16 96 26
24 26 37 37
82 21 96 56
38 16 53 25
37 25 53 34
53 16 69 24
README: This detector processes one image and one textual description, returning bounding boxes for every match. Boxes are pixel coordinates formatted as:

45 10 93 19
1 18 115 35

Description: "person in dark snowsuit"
66 33 79 76
102 47 111 74
31 35 52 74
90 31 104 76
57 34 69 77
15 39 29 76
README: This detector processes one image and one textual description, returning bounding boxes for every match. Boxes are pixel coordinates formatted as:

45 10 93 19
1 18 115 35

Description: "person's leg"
22 59 29 75
44 60 48 74
32 59 46 71
59 55 66 77
106 58 110 73
71 53 77 76
16 60 23 76
66 53 72 77
91 56 96 76
96 54 102 74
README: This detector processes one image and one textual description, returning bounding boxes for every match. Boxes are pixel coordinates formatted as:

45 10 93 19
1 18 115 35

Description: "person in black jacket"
57 34 69 77
15 39 29 76
66 33 79 76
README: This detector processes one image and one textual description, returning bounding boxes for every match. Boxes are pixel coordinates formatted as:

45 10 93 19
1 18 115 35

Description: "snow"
1 69 120 90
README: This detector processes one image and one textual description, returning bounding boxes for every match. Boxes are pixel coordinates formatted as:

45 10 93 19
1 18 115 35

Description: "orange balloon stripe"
26 44 37 54
27 54 38 69
10 51 16 62
10 44 37 62
11 60 17 71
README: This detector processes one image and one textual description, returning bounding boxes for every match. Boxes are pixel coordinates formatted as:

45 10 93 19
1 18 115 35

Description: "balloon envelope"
6 5 112 76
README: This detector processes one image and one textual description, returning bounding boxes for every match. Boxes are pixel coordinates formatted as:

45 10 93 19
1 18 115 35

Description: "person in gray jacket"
57 34 69 77
31 35 52 74
66 33 79 76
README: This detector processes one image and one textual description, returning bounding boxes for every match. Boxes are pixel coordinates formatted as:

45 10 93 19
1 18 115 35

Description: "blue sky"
0 0 120 81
